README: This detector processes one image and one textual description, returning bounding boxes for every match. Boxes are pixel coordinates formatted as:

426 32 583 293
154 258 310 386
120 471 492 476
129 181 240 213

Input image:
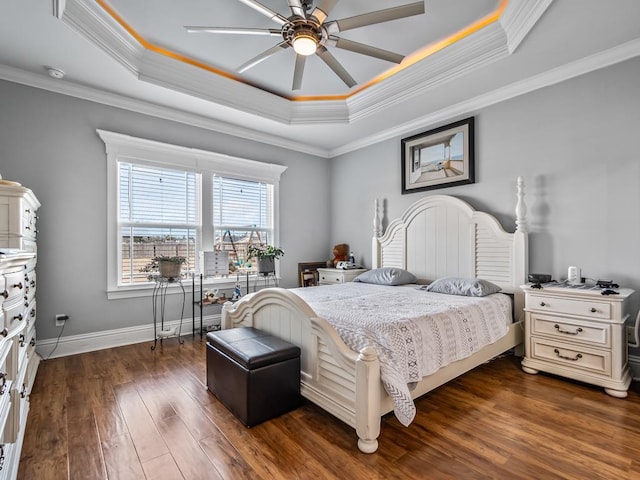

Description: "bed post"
513 176 529 323
372 199 382 269
355 346 381 453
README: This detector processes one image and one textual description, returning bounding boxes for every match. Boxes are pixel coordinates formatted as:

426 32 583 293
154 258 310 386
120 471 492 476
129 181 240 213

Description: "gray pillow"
354 268 417 286
422 277 501 297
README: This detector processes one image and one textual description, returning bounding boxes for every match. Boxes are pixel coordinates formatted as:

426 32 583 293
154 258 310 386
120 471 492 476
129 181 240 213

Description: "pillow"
422 277 501 297
353 268 417 286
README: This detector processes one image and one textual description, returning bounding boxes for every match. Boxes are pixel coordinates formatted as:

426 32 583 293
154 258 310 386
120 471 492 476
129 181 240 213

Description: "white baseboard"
37 313 221 359
629 355 640 381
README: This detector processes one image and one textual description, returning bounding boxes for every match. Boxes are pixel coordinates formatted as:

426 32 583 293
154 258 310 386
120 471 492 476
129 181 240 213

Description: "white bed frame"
222 177 528 453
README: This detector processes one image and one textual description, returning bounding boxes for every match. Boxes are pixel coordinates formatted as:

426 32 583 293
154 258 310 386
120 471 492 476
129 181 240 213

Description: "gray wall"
0 80 331 340
330 57 640 347
1 57 639 348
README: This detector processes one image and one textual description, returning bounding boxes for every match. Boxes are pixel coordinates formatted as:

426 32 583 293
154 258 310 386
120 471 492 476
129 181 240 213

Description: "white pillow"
422 277 501 297
354 268 417 286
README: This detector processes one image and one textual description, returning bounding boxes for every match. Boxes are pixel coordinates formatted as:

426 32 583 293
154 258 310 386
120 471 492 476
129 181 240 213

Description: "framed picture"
401 117 475 194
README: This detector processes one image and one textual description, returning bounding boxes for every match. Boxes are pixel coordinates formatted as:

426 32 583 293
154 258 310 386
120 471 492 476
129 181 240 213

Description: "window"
212 176 273 268
119 163 200 284
99 130 287 298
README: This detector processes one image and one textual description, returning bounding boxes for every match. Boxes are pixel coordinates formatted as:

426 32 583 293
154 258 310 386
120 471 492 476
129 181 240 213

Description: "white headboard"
372 177 528 318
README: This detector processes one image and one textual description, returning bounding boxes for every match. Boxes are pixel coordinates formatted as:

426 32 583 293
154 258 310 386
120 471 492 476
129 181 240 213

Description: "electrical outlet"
55 314 68 327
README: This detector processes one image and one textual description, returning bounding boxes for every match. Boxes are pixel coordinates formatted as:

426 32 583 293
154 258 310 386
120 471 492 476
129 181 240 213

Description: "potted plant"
245 244 284 274
141 255 187 278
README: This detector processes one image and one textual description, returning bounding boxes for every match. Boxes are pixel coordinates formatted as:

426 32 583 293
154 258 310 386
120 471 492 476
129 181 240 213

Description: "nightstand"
521 284 634 398
317 268 367 285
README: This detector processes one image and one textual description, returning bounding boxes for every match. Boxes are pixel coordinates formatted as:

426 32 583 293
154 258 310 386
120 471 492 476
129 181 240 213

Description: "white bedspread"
291 282 512 426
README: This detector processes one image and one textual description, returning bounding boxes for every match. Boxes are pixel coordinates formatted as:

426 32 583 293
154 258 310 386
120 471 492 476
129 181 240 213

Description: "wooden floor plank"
141 453 185 480
67 414 107 480
17 337 640 480
156 414 224 480
113 382 169 463
101 433 146 480
198 433 263 480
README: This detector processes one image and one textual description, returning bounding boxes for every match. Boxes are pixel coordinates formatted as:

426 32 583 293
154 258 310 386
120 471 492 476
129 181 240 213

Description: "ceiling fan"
185 0 425 90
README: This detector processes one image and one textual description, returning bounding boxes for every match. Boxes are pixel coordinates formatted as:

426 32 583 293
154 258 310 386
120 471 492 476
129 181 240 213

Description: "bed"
222 177 528 453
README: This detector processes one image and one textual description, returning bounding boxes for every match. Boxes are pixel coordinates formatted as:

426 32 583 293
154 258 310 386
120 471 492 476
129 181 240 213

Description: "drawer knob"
0 373 6 395
14 313 23 321
539 302 547 307
19 334 25 347
1 290 7 299
590 307 597 313
20 384 28 398
554 348 583 362
554 324 583 335
0 329 7 337
30 337 36 347
12 282 23 289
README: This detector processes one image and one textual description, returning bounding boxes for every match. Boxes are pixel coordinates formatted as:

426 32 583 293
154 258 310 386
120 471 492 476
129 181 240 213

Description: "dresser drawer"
527 293 611 320
530 338 611 376
2 300 28 334
531 314 610 348
1 270 26 304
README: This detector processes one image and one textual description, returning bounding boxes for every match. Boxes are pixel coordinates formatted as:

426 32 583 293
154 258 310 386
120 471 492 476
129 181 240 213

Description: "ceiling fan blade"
329 1 424 32
328 37 404 64
237 0 288 26
185 26 281 36
316 46 356 88
292 54 306 90
311 0 339 24
237 41 290 73
287 0 306 18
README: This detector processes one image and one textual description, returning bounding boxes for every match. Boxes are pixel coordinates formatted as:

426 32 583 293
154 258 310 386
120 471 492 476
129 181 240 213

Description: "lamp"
292 30 318 56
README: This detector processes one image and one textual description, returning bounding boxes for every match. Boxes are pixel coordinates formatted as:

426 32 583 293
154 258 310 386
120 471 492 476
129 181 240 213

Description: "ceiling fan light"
292 34 317 56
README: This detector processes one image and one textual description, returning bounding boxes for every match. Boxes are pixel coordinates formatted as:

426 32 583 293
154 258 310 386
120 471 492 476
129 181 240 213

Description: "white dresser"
317 268 367 285
521 284 634 398
0 184 40 480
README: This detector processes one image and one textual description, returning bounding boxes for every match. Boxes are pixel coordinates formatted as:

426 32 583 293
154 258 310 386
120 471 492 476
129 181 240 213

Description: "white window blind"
213 176 273 269
119 162 200 284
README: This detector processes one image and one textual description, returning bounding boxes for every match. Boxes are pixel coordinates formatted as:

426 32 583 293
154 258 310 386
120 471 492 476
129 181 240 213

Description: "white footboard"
221 288 382 453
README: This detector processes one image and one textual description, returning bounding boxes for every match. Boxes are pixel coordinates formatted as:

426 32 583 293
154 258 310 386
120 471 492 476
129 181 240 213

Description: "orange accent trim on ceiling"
96 0 509 102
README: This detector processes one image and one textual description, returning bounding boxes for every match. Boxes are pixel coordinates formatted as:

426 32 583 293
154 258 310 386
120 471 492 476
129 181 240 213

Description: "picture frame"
401 117 475 194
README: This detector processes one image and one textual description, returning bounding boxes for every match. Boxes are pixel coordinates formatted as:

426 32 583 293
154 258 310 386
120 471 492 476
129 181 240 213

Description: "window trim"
99 129 287 299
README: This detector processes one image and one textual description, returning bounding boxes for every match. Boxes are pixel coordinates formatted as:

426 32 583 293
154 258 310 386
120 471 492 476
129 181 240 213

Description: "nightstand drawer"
317 268 367 285
531 314 610 348
319 272 346 284
527 294 611 320
530 338 611 376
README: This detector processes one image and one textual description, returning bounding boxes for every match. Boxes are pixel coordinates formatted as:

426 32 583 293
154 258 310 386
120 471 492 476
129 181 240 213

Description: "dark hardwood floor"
18 335 640 479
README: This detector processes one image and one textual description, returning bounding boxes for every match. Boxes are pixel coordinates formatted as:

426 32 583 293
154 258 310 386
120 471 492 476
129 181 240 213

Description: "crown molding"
57 0 144 76
2 35 637 160
0 64 329 157
501 0 554 53
330 38 640 157
347 22 508 123
138 49 294 125
54 0 550 126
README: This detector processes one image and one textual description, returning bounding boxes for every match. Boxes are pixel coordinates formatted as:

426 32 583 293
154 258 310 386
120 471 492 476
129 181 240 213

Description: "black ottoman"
206 327 301 427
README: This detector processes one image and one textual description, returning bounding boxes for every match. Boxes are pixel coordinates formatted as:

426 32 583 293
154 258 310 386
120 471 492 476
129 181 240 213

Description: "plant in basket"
245 244 284 274
140 255 187 278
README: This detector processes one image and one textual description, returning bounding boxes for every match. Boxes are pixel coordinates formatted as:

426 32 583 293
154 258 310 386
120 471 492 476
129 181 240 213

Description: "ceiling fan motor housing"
282 18 325 47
